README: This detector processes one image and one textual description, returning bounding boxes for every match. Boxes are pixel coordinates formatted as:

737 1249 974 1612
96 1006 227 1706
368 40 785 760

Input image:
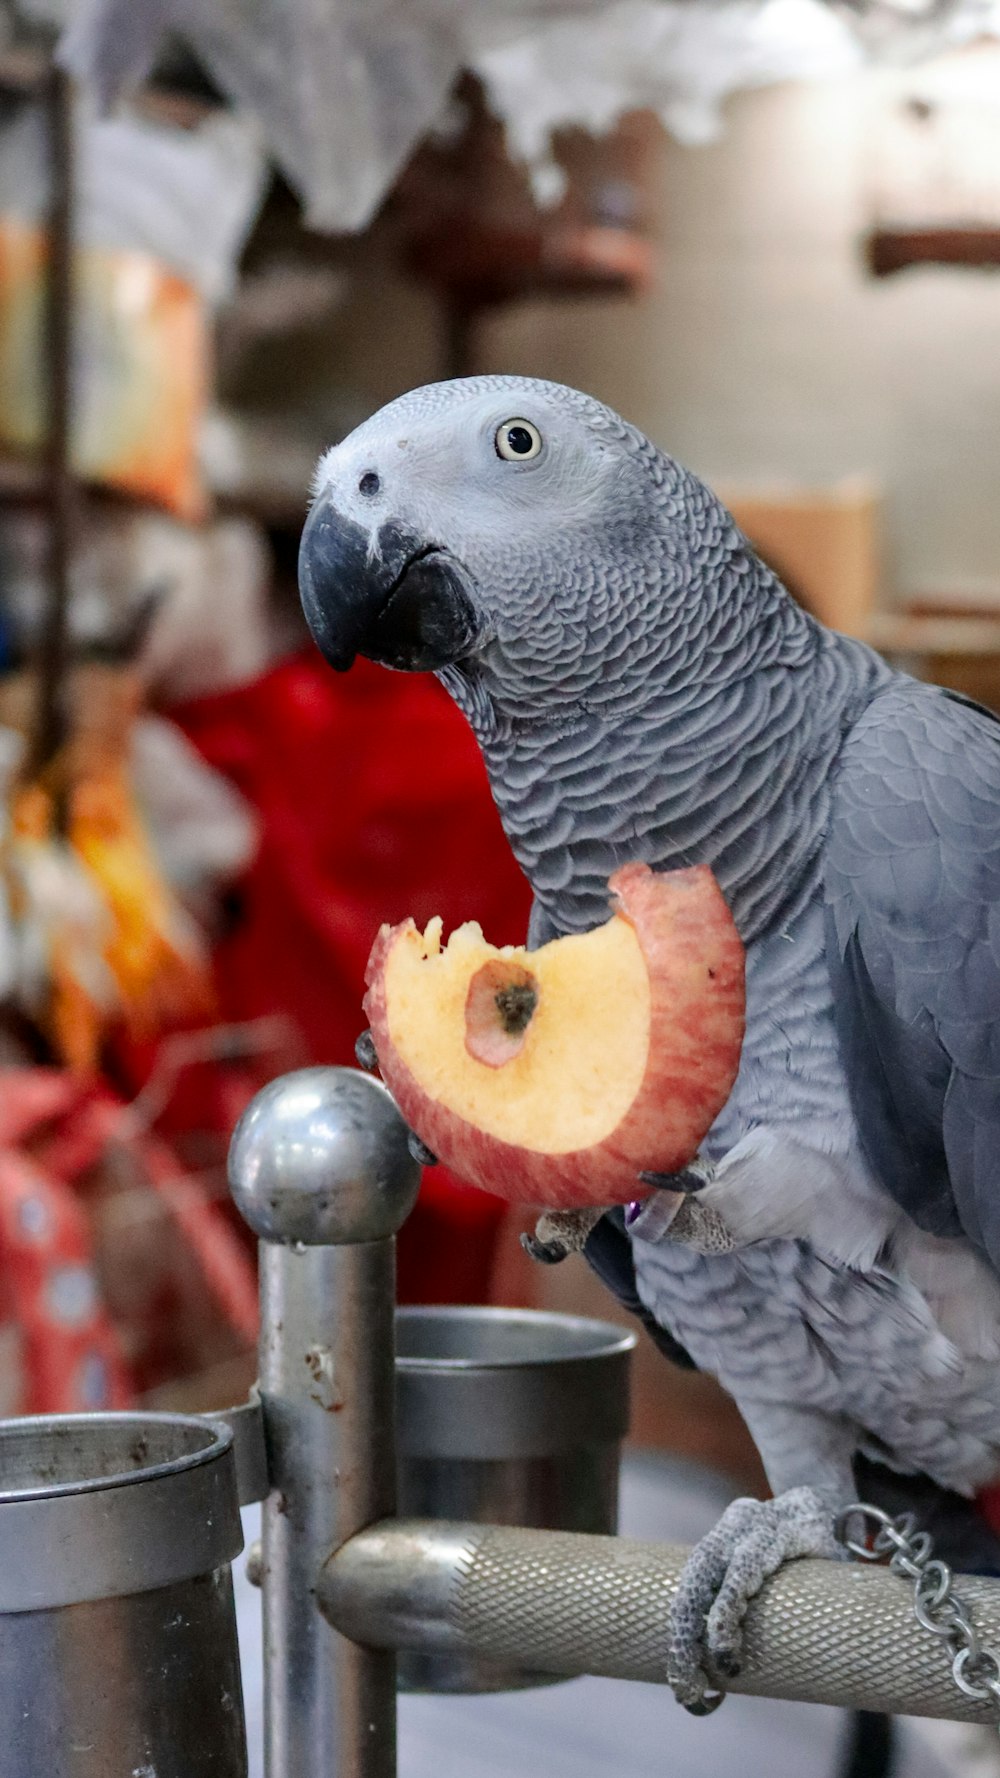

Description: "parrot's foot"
407 1132 438 1167
627 1164 733 1256
521 1206 605 1264
667 1487 838 1712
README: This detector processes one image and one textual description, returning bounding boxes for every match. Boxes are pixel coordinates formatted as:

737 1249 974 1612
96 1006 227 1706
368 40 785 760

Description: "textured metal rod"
320 1518 1000 1725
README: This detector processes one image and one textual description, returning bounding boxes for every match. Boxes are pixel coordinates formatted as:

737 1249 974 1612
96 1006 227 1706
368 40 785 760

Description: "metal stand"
7 1065 1000 1776
229 1066 421 1778
226 1066 1000 1778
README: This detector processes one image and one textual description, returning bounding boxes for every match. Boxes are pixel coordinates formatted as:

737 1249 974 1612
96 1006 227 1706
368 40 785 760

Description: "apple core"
363 862 746 1207
465 960 540 1066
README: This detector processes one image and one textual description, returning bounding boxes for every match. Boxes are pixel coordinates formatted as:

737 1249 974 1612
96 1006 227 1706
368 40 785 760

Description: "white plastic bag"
59 0 1000 233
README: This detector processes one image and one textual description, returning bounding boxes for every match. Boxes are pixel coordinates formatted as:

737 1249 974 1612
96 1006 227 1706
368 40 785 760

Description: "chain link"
835 1502 1000 1727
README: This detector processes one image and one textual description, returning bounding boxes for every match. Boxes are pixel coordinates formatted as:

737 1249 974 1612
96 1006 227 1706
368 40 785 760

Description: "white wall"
481 75 1000 605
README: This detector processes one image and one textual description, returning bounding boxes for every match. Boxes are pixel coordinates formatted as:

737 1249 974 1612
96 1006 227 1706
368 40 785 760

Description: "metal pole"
319 1517 1000 1727
442 296 476 382
229 1067 421 1778
31 60 75 783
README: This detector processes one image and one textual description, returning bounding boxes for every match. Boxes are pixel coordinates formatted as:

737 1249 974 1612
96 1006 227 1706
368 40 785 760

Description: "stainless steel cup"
395 1305 635 1692
0 1410 246 1778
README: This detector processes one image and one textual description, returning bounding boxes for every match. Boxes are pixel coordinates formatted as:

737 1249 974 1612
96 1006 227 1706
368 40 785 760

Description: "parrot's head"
299 375 747 712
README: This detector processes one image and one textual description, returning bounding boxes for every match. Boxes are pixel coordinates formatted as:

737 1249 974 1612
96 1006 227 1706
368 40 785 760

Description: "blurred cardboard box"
717 477 882 642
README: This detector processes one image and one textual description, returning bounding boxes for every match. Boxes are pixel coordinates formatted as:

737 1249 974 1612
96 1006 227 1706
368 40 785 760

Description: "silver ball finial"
228 1066 421 1246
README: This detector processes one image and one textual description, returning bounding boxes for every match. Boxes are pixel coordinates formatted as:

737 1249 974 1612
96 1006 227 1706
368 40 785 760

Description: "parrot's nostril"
359 471 380 497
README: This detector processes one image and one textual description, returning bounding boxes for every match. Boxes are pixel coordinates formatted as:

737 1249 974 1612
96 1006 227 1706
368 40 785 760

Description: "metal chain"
835 1501 1000 1730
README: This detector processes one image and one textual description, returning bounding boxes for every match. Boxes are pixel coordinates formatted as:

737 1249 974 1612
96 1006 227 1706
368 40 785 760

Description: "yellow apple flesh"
363 861 745 1209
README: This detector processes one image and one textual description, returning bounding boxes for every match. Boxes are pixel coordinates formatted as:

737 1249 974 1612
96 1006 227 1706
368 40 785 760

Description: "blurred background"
1 0 1000 1682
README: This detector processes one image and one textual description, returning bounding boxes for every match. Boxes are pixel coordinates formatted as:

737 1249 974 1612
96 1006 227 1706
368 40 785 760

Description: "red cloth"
168 651 533 1304
0 1156 128 1414
0 1068 259 1413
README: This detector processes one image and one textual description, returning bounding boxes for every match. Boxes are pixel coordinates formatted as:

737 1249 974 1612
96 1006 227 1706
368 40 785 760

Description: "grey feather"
826 681 1000 1271
305 375 1000 1553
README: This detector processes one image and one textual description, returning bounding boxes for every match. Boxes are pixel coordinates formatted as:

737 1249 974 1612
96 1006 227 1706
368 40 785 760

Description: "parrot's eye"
495 418 543 462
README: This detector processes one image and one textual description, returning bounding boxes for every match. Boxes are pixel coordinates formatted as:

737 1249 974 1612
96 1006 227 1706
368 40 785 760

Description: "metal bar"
31 60 75 782
211 1394 270 1508
441 297 476 381
259 1243 398 1777
228 1067 421 1778
320 1518 1000 1726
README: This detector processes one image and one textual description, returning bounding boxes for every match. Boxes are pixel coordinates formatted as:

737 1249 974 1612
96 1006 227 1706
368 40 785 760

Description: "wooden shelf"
871 609 1000 657
867 226 1000 278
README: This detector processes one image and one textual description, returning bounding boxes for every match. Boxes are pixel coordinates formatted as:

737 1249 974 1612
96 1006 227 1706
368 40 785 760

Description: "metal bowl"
0 1410 246 1778
395 1305 635 1692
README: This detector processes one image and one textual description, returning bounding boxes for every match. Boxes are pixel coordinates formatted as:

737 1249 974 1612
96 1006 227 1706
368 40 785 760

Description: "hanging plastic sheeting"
0 94 266 305
58 0 460 233
475 0 861 205
57 0 1000 233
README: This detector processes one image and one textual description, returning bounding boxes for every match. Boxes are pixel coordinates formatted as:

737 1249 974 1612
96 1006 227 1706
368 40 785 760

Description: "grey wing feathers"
526 897 561 950
825 680 1000 1273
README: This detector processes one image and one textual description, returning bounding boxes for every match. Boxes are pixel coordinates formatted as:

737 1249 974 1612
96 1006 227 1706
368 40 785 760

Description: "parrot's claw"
353 1031 435 1163
522 1207 605 1265
667 1487 838 1713
628 1158 733 1253
520 1230 570 1265
639 1157 715 1194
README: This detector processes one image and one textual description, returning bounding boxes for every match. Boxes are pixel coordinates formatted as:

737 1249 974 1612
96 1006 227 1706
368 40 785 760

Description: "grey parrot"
299 374 1000 1710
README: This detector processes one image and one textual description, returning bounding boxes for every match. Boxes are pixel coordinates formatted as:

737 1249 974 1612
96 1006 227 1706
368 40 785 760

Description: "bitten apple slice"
363 862 745 1209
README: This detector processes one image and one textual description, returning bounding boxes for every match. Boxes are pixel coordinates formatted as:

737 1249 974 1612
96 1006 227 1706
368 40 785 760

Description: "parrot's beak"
298 495 480 674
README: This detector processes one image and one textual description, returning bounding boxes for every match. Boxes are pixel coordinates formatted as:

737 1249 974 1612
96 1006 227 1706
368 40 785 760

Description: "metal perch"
322 1517 1000 1725
226 1067 1000 1777
4 1063 1000 1777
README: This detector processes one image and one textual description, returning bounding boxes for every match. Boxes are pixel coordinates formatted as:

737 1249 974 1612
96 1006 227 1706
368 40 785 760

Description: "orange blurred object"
4 664 214 1073
0 217 208 519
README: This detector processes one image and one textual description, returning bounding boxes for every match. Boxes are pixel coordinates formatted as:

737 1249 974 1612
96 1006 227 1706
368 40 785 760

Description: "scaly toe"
712 1648 742 1680
666 1499 758 1707
668 1490 837 1712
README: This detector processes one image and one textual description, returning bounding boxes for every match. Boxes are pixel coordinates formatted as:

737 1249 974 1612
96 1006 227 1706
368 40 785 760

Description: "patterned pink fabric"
0 1068 257 1413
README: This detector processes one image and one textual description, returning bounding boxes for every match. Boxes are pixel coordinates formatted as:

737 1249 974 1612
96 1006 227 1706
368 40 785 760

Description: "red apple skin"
363 862 745 1209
